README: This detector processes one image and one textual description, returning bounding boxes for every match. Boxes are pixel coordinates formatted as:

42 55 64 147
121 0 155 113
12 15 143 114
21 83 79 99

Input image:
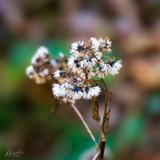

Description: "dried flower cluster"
52 37 122 104
26 37 123 160
26 46 67 84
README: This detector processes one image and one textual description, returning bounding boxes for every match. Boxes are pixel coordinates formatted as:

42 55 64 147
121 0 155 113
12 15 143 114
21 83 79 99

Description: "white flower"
49 38 123 104
39 72 45 77
31 54 40 65
68 90 75 99
31 46 49 65
72 68 83 76
54 70 65 79
37 46 49 56
90 37 99 52
50 59 57 68
52 84 60 98
71 87 83 100
73 92 81 100
80 57 96 70
59 52 64 58
26 65 34 79
54 70 60 79
95 52 102 59
114 59 122 69
106 59 122 75
98 37 112 52
88 70 95 79
43 69 49 75
68 56 81 68
64 83 74 89
39 68 49 77
36 46 49 62
91 86 101 97
59 84 68 97
70 41 84 56
96 63 109 78
83 87 92 99
52 84 68 98
26 65 50 83
83 86 101 99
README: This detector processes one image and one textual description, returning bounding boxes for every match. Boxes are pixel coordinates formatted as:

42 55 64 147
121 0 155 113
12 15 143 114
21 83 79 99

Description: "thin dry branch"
71 104 98 148
99 79 110 160
87 78 112 160
92 150 100 160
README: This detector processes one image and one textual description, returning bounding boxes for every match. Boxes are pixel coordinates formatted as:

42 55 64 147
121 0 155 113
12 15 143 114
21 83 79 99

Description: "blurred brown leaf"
91 98 101 122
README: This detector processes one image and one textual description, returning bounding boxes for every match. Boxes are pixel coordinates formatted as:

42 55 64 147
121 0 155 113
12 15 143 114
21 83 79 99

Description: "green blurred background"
0 0 160 159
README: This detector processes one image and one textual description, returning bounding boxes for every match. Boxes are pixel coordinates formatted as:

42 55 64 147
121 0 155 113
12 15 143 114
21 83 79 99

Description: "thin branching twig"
71 104 98 148
92 150 100 160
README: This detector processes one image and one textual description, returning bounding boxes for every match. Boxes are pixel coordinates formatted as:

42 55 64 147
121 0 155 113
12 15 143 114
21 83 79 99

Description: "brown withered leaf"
103 109 111 134
91 98 101 122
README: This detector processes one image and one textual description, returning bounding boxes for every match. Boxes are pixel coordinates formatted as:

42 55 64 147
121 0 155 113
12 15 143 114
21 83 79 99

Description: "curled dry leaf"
91 98 101 122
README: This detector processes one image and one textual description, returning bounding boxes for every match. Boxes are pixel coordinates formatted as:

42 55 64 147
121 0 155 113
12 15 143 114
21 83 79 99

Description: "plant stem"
77 78 112 159
99 79 110 160
92 150 100 160
71 104 98 148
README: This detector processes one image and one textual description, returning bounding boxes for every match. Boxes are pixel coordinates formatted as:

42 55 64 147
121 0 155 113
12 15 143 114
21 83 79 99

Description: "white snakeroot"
31 46 49 65
88 70 95 79
50 59 57 68
90 37 99 52
50 37 122 104
91 87 101 97
26 37 123 160
26 46 60 84
114 59 122 69
70 41 84 55
52 84 60 98
54 70 61 79
95 52 102 59
98 37 112 52
80 57 97 70
106 59 122 76
37 46 49 56
26 65 34 79
59 52 64 58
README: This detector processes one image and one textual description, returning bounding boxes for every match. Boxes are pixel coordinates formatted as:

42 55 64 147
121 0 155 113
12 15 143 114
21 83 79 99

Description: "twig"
86 78 111 160
99 79 110 160
92 150 100 160
80 78 112 159
71 104 98 148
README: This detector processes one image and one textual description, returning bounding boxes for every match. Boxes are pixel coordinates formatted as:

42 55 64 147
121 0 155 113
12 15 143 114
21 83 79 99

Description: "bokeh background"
0 0 160 160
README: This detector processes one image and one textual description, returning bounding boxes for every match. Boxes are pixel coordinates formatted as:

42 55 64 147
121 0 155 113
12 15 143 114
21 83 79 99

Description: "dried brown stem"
71 104 98 148
71 78 112 159
87 78 112 160
92 150 100 160
99 79 110 160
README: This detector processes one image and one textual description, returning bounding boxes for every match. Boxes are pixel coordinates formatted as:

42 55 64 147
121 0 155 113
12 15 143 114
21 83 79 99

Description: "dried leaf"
91 98 101 122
